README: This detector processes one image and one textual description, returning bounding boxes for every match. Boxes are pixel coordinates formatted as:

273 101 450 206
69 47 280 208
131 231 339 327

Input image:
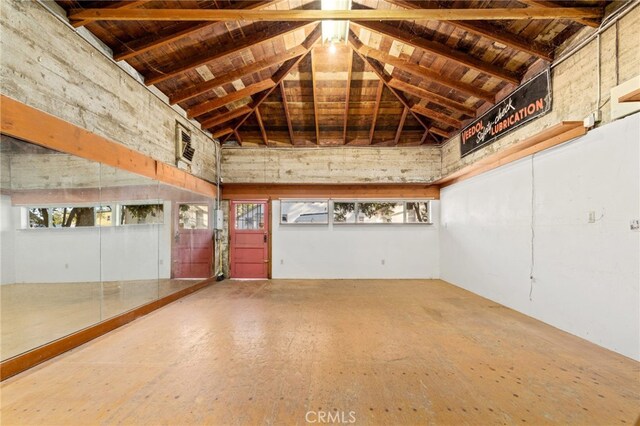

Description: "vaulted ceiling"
56 0 608 147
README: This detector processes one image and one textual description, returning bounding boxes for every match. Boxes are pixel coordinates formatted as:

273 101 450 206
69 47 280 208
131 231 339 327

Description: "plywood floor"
1 279 638 425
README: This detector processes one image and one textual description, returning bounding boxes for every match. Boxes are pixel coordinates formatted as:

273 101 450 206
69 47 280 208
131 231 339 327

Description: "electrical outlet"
588 211 596 223
280 259 284 265
381 259 385 265
631 219 640 231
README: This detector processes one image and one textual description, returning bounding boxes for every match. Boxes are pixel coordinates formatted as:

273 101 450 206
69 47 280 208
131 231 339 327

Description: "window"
357 202 404 224
332 202 356 224
51 207 95 227
179 204 209 229
28 208 49 228
120 203 164 225
281 201 329 224
96 206 113 226
235 203 264 230
405 201 430 223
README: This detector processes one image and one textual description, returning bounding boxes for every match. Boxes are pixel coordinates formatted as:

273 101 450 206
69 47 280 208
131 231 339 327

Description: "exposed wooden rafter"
343 51 354 145
383 0 554 61
411 105 462 129
254 107 269 145
279 83 295 145
518 0 601 28
200 105 253 129
71 0 150 28
187 79 276 119
144 21 313 86
169 45 308 105
69 7 604 23
354 21 520 85
349 27 496 103
387 78 476 118
110 1 280 61
369 81 384 144
394 107 409 145
220 25 323 141
311 49 320 145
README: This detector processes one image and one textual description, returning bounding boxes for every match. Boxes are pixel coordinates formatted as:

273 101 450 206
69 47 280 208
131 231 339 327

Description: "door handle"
264 234 267 243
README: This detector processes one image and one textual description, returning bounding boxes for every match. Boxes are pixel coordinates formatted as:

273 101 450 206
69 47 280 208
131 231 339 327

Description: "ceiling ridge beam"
69 8 604 23
111 1 282 61
144 21 314 86
383 0 553 61
169 44 308 105
187 79 276 119
353 20 520 85
349 26 496 103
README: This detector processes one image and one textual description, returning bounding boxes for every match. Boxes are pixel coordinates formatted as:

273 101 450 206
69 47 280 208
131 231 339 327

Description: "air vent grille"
175 122 195 164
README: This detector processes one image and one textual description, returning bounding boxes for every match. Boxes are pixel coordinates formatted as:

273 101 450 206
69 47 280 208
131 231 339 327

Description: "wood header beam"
222 184 441 200
69 7 604 22
436 121 587 186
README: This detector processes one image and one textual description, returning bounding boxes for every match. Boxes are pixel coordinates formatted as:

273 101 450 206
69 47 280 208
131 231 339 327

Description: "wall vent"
176 122 195 164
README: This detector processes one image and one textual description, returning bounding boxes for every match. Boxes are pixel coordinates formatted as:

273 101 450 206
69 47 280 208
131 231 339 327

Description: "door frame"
229 199 271 279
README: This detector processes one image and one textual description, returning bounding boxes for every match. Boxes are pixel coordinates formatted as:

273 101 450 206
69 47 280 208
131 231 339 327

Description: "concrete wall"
0 195 16 284
0 0 219 183
222 147 442 184
272 200 440 279
440 113 640 361
441 5 640 177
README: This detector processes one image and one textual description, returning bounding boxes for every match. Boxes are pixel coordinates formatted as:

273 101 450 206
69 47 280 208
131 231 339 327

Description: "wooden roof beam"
383 0 553 61
211 127 234 139
394 107 409 145
518 0 601 28
311 49 320 145
411 104 462 128
187 79 276 118
280 83 295 145
69 8 604 23
349 26 496 103
368 81 384 145
343 51 354 145
255 107 269 145
353 20 520 85
111 1 282 61
169 44 308 105
71 0 150 28
144 21 314 86
388 78 476 118
222 25 323 142
201 105 253 129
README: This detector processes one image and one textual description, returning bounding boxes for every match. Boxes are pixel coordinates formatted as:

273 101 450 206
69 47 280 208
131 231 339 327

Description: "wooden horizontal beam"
355 21 520 85
201 105 254 129
221 184 441 200
383 0 553 61
388 78 476 117
349 31 495 103
69 7 603 23
144 21 312 86
436 121 587 186
211 127 234 139
112 1 279 61
187 79 276 118
71 0 150 28
411 104 463 129
0 95 217 198
518 0 601 27
169 44 308 105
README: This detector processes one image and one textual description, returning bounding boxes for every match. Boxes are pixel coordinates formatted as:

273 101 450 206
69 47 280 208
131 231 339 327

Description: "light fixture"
321 0 352 45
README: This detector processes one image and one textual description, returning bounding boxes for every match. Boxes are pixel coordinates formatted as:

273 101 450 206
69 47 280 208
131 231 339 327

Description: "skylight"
321 0 352 45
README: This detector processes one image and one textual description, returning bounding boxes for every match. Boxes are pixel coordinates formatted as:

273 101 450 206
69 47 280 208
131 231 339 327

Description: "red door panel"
172 203 214 279
230 200 269 279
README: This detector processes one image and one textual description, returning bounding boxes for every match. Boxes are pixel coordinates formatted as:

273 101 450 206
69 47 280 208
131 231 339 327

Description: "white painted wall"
440 113 640 361
272 200 440 279
8 202 172 284
0 194 16 284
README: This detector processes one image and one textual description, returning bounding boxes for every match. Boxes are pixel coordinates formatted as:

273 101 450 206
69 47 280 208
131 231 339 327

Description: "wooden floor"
1 279 201 360
1 279 638 425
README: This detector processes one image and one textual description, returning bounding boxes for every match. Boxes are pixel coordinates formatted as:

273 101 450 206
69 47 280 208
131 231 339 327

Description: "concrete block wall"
0 0 219 183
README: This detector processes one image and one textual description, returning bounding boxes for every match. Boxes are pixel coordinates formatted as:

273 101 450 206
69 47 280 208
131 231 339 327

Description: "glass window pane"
51 207 95 227
179 204 209 229
281 201 328 224
120 204 164 225
28 208 49 228
333 202 357 224
357 202 404 224
406 201 431 223
235 203 264 230
96 206 113 226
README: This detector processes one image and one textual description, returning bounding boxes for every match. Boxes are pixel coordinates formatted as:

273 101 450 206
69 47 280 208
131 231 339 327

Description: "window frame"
279 199 330 225
331 199 433 225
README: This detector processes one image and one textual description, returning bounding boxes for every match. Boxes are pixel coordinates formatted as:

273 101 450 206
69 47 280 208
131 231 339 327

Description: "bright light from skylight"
321 0 352 44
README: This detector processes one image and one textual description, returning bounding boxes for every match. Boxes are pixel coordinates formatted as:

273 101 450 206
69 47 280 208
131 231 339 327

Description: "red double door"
230 200 269 279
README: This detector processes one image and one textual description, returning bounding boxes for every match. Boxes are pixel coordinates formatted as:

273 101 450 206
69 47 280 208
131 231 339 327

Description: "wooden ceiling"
56 0 608 147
